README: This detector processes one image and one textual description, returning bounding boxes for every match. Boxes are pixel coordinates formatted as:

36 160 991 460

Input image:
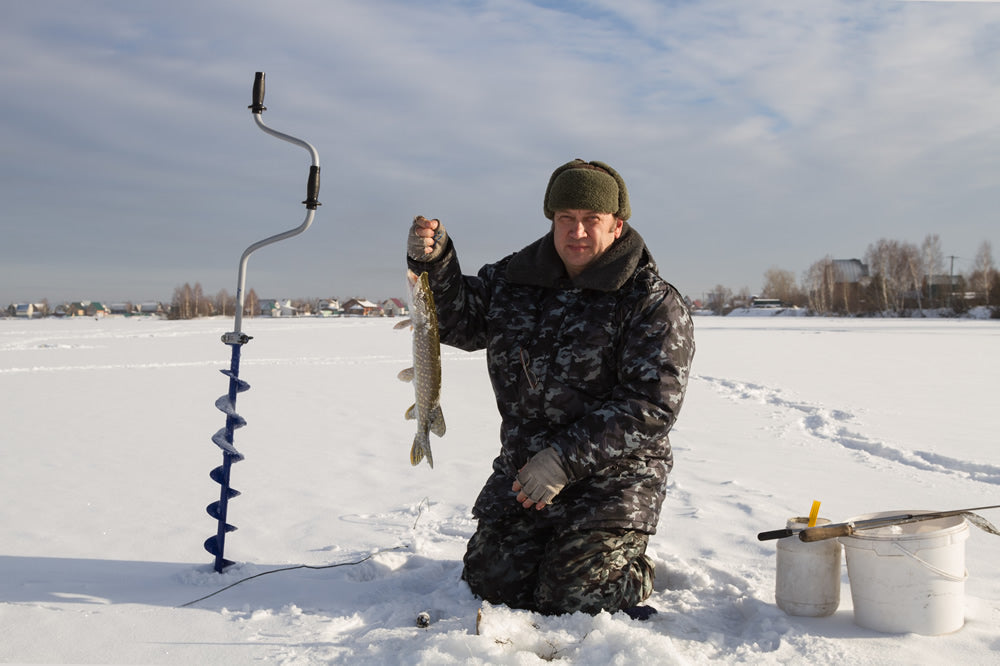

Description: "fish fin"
430 406 446 437
398 367 415 382
404 404 417 420
393 319 413 330
411 430 433 468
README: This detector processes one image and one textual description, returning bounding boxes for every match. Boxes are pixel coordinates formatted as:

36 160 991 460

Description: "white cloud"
1 0 998 302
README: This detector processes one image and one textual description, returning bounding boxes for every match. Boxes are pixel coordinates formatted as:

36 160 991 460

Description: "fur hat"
543 159 630 221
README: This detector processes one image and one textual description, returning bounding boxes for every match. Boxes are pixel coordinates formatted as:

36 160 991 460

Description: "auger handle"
799 523 854 542
250 72 266 113
231 71 320 338
757 523 853 542
757 528 796 541
304 165 321 209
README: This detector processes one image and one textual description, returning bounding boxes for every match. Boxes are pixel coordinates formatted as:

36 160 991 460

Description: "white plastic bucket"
840 511 969 635
775 517 841 617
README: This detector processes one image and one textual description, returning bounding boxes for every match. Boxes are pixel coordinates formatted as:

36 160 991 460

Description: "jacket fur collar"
505 222 650 292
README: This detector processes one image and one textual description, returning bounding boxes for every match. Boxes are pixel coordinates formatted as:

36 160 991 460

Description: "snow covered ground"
1 315 998 664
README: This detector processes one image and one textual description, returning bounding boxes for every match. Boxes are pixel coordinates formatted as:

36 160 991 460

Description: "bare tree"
900 242 924 313
244 288 259 318
921 234 944 307
804 256 836 314
193 282 203 318
866 240 893 312
707 284 732 315
865 239 919 313
215 289 234 317
969 240 996 306
193 282 216 317
762 267 801 305
170 283 193 319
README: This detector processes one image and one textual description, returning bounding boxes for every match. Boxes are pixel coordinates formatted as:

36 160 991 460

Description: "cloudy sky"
2 0 999 306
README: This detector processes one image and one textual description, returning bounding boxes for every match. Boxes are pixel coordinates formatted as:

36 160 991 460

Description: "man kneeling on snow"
406 159 694 617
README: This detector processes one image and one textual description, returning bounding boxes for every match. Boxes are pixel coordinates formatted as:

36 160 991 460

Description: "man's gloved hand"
513 447 569 510
408 215 448 262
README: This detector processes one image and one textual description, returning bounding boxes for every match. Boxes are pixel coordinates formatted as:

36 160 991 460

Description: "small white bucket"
775 517 841 617
840 511 969 635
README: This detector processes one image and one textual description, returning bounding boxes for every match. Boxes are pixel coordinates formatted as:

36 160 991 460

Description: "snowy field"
1 314 998 664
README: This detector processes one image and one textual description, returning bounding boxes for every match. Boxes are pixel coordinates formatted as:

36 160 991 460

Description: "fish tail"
411 430 433 468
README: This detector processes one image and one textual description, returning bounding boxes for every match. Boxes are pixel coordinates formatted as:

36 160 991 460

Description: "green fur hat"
543 159 630 221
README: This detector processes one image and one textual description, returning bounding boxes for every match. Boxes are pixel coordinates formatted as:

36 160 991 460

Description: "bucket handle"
892 543 968 582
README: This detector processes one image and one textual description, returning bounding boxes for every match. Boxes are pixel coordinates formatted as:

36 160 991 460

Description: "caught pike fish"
394 270 445 467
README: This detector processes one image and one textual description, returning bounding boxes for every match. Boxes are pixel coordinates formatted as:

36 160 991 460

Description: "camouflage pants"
462 512 654 615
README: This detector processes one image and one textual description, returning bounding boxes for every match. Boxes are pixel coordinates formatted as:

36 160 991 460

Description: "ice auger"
205 72 321 573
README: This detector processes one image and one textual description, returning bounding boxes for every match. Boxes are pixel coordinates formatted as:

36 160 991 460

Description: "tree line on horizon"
165 283 362 320
702 235 999 317
7 235 998 320
169 283 265 320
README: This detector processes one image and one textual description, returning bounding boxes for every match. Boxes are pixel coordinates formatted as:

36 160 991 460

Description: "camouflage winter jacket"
408 223 694 534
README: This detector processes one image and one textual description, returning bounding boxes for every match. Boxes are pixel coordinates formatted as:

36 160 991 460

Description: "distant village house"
258 299 303 317
342 298 381 317
12 302 48 318
317 299 342 316
832 258 870 313
381 298 407 317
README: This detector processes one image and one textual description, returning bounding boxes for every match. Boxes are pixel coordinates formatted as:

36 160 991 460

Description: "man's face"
552 209 624 278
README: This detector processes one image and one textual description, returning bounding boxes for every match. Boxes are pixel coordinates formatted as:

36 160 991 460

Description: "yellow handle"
808 500 821 527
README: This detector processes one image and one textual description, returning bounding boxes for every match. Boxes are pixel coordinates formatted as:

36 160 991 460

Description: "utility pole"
947 255 958 310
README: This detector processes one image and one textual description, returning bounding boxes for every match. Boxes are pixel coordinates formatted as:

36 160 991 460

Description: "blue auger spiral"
205 339 251 572
204 71 320 573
